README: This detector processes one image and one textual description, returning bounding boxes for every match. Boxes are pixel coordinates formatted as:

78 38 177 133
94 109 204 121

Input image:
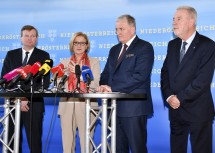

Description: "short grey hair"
177 6 197 26
117 14 136 29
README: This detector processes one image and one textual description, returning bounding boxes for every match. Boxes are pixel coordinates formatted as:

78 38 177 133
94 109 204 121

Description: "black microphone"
57 71 69 90
75 65 81 89
36 59 53 77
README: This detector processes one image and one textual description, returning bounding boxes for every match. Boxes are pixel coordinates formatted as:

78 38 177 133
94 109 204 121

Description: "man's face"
116 18 135 44
173 9 194 40
21 29 38 50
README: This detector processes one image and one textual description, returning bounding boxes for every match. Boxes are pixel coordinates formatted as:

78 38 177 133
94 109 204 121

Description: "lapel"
17 48 23 66
115 36 138 70
27 47 37 64
176 32 200 75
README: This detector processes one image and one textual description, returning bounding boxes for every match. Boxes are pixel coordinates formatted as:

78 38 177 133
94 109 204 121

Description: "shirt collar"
22 47 34 60
124 35 136 48
182 31 196 46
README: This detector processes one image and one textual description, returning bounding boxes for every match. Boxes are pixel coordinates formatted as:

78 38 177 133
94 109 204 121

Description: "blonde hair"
69 32 90 52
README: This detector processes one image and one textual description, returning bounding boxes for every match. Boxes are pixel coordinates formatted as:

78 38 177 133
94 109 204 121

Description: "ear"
131 26 136 35
189 18 195 27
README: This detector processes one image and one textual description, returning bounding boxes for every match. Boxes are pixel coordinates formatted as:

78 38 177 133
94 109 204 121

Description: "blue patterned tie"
179 41 187 63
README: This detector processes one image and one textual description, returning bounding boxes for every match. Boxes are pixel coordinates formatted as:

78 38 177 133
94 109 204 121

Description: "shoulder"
89 56 99 62
34 47 50 56
7 48 21 54
198 34 215 46
89 57 100 66
134 36 153 49
111 43 121 50
168 37 181 46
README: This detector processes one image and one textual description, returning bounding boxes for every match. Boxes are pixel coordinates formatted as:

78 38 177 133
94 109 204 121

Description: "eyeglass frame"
73 41 88 46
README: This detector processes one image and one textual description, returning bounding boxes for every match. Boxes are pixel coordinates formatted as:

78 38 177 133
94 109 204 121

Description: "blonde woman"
58 32 100 153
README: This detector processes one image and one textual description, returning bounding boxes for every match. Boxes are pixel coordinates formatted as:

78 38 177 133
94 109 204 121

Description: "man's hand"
17 97 29 112
96 85 112 92
167 95 180 109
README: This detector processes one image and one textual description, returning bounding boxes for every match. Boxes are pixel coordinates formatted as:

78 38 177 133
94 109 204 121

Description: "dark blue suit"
161 32 215 153
100 36 154 153
1 47 50 153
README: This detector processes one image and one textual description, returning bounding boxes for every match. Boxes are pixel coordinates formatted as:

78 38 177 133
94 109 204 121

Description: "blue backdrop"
0 0 214 153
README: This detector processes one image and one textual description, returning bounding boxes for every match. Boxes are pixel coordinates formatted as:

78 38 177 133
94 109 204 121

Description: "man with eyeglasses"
1 25 50 153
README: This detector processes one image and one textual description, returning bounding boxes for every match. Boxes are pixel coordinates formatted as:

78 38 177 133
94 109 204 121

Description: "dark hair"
21 25 38 37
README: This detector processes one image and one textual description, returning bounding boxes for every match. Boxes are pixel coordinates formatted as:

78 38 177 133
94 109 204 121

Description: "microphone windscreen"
39 59 53 75
75 65 81 76
51 63 64 77
81 65 94 83
30 62 41 76
3 67 22 81
19 65 31 79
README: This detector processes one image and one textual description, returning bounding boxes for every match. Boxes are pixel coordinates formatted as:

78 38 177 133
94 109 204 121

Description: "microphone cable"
43 88 58 153
29 82 34 153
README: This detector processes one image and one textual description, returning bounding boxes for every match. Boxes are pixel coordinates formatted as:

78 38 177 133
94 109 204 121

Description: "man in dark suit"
161 6 215 153
1 25 50 153
97 14 154 153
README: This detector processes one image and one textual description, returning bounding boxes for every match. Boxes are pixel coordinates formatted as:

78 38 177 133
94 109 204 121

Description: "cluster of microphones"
0 59 94 93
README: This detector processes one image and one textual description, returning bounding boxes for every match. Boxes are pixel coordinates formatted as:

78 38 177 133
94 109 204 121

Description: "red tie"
117 44 128 66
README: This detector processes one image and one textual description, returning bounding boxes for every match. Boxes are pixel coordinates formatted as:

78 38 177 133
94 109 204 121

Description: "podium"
0 92 146 153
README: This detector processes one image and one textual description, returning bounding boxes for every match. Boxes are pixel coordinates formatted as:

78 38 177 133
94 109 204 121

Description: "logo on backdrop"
48 29 57 42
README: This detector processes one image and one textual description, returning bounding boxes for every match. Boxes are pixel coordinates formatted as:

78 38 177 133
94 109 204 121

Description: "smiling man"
161 6 215 153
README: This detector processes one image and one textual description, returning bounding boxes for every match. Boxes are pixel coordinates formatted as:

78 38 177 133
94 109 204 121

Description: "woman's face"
72 36 88 56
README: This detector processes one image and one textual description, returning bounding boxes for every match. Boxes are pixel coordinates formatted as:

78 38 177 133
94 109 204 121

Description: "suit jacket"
100 36 154 117
161 32 215 122
1 47 50 112
58 57 100 115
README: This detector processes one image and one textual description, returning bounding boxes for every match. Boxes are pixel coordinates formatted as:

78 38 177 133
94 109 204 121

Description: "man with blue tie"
97 14 154 153
161 6 215 153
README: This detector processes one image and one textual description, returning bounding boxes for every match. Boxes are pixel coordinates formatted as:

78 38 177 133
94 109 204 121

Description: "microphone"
24 62 41 82
81 65 94 85
7 65 32 87
36 59 53 77
75 65 81 89
50 63 64 83
57 71 69 89
0 67 22 85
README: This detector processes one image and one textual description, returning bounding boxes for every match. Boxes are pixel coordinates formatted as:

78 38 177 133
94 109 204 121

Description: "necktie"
22 52 29 66
117 44 128 66
179 41 187 63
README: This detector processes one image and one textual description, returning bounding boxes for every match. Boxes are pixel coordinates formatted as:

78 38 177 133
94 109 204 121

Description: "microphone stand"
52 77 58 93
86 82 90 93
30 77 34 93
29 77 34 153
9 80 25 93
76 75 81 93
40 76 44 93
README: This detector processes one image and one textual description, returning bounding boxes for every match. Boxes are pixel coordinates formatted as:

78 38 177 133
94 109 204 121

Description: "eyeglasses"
73 42 87 46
